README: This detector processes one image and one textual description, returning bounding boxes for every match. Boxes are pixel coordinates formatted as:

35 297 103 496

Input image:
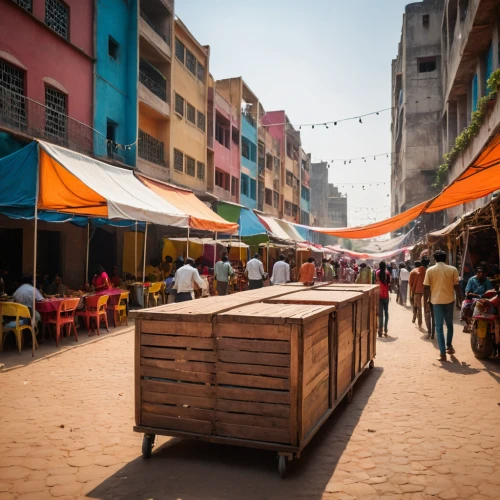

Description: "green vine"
432 68 500 190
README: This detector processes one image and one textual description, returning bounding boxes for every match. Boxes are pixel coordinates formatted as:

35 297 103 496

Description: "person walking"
214 255 234 296
398 263 410 306
299 257 316 285
245 253 266 290
173 258 207 302
271 254 290 285
356 263 372 284
376 261 391 337
322 258 334 282
409 259 431 334
424 250 462 361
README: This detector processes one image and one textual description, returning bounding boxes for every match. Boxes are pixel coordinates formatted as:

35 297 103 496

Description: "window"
241 174 249 197
418 57 437 73
250 178 256 200
301 186 310 201
273 191 279 208
216 123 229 147
472 73 478 112
138 129 164 166
197 61 205 82
285 201 292 216
286 171 293 187
265 188 272 206
186 156 195 176
175 93 184 116
197 161 205 180
197 111 205 132
13 0 32 12
422 14 429 28
215 170 224 188
108 37 119 60
266 154 273 170
174 149 184 172
0 59 26 129
242 138 250 160
186 102 196 124
231 176 238 196
175 38 185 63
45 0 69 40
186 49 196 75
45 86 67 141
106 119 117 157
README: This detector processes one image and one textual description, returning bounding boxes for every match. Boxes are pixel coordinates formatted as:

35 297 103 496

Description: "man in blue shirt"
465 267 494 297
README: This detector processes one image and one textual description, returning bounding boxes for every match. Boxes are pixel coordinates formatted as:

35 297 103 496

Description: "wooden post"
85 221 90 284
142 223 148 282
460 226 470 280
186 226 190 259
134 222 138 279
32 194 38 331
214 231 218 270
491 205 500 267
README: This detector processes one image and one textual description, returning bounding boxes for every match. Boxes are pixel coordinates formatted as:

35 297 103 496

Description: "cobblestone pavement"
1 300 500 500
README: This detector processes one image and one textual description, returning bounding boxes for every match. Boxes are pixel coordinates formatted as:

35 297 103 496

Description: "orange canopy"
137 175 239 234
316 135 500 239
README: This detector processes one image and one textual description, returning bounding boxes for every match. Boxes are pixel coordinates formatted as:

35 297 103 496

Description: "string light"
313 151 399 163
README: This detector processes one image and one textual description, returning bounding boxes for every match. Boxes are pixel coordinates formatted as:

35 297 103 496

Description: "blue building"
240 105 258 209
94 0 138 166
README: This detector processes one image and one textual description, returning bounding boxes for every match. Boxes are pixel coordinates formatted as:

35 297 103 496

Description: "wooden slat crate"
215 302 335 447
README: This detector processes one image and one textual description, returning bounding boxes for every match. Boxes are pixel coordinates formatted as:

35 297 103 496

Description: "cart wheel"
278 455 287 478
347 388 354 404
142 434 155 459
369 360 375 369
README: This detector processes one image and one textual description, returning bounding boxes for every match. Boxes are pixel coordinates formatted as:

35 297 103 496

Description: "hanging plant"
432 68 500 191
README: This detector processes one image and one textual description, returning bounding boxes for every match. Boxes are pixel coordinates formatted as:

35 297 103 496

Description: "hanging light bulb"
376 112 379 115
349 160 351 164
299 125 301 130
344 161 346 165
324 123 328 129
374 157 376 160
359 118 363 124
312 125 315 129
334 122 337 126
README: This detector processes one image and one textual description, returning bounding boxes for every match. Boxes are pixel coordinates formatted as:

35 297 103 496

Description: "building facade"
391 0 444 216
94 0 138 166
300 149 311 225
0 0 94 155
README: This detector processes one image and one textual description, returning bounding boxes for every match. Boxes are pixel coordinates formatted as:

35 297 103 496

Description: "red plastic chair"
84 295 109 335
45 298 80 348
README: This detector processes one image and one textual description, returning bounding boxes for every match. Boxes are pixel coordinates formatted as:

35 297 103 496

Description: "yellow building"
170 18 210 193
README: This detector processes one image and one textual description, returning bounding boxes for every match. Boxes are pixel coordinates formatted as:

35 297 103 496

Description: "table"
126 283 145 308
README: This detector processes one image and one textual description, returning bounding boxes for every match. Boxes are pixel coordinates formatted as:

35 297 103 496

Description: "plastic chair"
85 295 109 335
145 282 162 308
0 302 37 356
160 282 166 305
45 298 80 347
107 292 129 328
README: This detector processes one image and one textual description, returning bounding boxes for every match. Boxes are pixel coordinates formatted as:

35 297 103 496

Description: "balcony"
139 6 172 61
138 60 170 118
141 10 170 46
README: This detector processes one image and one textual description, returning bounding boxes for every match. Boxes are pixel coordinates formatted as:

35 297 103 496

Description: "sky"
176 0 411 227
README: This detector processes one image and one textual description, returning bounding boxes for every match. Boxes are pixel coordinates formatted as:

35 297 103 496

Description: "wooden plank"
216 411 289 430
217 386 290 405
142 379 216 399
218 337 290 354
304 326 328 351
141 365 215 384
216 361 289 378
216 322 291 341
304 336 329 367
218 350 290 367
218 372 290 391
142 412 213 435
302 375 329 436
337 362 353 396
142 390 215 409
141 320 213 336
141 334 213 350
141 346 216 363
303 315 329 339
304 354 329 387
142 402 215 422
216 399 289 418
141 357 215 374
135 320 142 426
289 324 299 447
215 422 290 444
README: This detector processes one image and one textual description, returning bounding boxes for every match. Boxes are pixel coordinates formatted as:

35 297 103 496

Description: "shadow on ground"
87 367 384 500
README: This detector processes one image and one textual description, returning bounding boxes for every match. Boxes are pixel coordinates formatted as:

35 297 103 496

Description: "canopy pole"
491 205 500 267
142 222 148 282
85 221 90 285
214 231 218 271
187 226 190 259
135 222 138 280
294 242 298 282
266 242 269 273
32 202 38 332
460 226 470 280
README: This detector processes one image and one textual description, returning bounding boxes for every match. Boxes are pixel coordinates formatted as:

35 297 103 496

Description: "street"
1 300 500 500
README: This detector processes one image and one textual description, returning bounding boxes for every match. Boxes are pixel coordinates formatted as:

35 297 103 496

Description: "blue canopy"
239 207 267 237
292 223 312 241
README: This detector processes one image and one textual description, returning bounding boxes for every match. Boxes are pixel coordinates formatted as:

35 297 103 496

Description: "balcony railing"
139 70 168 102
140 9 171 47
138 129 165 166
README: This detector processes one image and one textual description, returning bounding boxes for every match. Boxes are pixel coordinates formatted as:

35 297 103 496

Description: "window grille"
186 156 195 176
175 93 184 116
197 111 205 132
175 38 185 63
186 49 196 75
197 62 205 82
197 161 205 180
174 149 184 172
45 0 69 40
138 129 164 166
45 87 67 142
186 103 195 124
0 59 26 129
14 0 32 12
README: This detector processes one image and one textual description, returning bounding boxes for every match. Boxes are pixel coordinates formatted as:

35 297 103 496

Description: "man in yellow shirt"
423 250 462 361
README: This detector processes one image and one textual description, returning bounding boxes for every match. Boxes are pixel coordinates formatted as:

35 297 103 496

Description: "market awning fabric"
277 220 306 242
325 245 413 261
216 202 267 237
137 175 238 234
257 214 292 241
37 142 188 226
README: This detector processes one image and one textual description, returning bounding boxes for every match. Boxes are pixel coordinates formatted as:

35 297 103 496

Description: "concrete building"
310 161 348 245
94 0 138 166
391 0 444 216
0 0 94 155
440 0 500 219
300 148 311 225
216 77 259 209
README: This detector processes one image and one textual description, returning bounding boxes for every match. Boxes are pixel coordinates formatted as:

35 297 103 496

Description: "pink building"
213 90 240 203
0 0 94 151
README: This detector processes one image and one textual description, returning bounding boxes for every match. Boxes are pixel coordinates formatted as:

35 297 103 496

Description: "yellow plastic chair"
145 282 162 308
108 292 129 327
0 302 38 356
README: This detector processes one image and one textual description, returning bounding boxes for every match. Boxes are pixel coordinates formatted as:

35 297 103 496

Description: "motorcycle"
470 290 500 359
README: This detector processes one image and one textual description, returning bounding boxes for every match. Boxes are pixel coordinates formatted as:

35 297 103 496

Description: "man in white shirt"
173 258 207 302
13 276 43 323
398 263 410 306
271 254 290 285
245 253 266 290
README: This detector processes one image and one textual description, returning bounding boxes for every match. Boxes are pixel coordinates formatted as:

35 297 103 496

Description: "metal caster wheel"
278 455 287 478
347 388 354 404
142 434 155 459
369 360 375 369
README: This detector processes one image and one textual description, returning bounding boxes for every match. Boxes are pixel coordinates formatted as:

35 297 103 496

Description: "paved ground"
1 299 500 500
